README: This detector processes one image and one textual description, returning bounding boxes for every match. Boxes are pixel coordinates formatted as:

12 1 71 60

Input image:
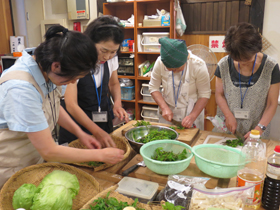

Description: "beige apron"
159 61 204 130
0 71 61 188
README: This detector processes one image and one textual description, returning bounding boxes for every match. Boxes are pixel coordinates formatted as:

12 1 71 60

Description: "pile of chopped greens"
169 125 185 130
85 191 145 210
133 120 151 127
151 147 188 161
135 129 177 144
223 138 244 147
162 202 184 210
86 161 104 167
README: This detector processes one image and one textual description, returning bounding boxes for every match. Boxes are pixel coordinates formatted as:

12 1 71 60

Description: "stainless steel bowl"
125 125 179 153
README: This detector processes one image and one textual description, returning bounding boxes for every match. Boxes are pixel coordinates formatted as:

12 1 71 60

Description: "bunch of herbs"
224 138 244 147
133 120 151 127
151 147 188 161
136 130 177 144
86 191 145 210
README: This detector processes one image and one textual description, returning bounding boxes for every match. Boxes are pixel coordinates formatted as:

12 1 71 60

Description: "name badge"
92 111 108 122
233 108 250 119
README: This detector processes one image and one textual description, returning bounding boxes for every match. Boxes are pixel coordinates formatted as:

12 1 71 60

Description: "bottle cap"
274 145 280 153
251 130 260 135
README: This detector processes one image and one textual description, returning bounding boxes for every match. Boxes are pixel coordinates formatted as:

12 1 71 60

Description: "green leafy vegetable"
37 170 79 198
176 125 185 130
133 120 151 127
12 183 37 210
151 147 188 161
224 138 244 147
169 126 176 130
85 191 145 210
13 170 80 210
136 130 177 144
162 202 184 210
31 185 73 210
86 161 104 167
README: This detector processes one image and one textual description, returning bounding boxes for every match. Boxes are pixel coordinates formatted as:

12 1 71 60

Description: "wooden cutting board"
120 154 230 187
120 120 199 146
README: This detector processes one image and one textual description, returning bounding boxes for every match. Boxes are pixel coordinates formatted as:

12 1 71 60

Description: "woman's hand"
94 129 116 148
78 132 102 149
225 115 237 134
99 148 125 164
113 105 129 122
161 106 173 122
181 115 195 128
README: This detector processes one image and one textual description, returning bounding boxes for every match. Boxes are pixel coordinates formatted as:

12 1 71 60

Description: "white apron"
0 71 61 188
158 62 204 130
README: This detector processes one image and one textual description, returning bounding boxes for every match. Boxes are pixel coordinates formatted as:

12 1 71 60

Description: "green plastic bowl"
192 144 246 178
140 140 193 175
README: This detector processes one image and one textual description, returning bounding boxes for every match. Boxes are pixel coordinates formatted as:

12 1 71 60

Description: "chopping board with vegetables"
119 120 199 146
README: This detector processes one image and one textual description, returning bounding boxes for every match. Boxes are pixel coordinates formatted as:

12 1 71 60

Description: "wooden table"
78 123 280 209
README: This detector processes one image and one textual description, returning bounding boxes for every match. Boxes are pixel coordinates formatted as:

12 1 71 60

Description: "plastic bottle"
262 145 280 210
237 130 266 209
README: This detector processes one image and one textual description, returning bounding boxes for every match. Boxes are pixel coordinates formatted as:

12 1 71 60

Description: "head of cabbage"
12 170 79 210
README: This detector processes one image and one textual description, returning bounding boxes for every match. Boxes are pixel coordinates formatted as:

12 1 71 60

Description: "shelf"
137 76 150 80
138 100 157 106
118 75 136 79
120 51 135 54
137 52 160 55
137 26 170 29
121 99 135 103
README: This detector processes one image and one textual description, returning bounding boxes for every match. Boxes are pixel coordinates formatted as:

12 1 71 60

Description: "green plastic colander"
192 144 246 178
140 140 193 175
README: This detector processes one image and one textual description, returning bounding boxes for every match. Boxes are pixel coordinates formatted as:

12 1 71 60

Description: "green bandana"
159 37 188 68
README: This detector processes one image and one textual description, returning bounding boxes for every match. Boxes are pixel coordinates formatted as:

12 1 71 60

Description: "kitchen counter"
79 121 279 209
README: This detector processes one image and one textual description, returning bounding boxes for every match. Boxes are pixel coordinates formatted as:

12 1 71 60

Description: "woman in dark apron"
58 16 129 147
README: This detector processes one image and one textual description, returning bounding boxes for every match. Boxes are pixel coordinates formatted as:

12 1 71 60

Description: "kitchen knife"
235 131 245 142
122 161 145 176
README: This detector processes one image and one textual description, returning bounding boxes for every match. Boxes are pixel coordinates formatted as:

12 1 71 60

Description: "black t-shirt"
215 54 280 87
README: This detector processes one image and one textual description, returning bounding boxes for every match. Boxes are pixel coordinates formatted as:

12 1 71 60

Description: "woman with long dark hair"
0 25 124 188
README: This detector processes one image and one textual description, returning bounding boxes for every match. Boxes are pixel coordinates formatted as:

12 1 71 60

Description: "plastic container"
192 144 246 178
116 177 158 203
262 145 280 210
140 85 155 102
140 140 193 175
141 106 158 118
121 86 135 100
141 83 163 95
141 32 169 52
141 106 159 122
237 130 266 209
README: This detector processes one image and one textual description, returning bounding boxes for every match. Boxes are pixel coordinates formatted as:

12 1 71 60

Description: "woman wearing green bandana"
149 37 211 129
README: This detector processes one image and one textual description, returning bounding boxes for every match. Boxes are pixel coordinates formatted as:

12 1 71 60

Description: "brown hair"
224 22 262 61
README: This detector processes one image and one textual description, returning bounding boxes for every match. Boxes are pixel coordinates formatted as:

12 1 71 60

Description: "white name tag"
234 108 250 119
92 111 108 122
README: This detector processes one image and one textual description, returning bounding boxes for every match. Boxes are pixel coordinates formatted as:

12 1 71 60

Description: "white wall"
12 0 98 47
42 0 98 31
263 0 280 63
263 0 280 140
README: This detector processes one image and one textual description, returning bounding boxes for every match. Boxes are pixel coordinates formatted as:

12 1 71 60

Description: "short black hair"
84 15 124 45
34 25 98 79
225 22 262 61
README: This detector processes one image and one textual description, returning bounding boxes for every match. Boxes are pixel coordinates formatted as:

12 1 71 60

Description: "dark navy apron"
58 62 113 145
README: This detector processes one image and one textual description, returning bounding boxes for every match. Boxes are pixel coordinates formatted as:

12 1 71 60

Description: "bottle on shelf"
262 145 280 210
237 130 266 209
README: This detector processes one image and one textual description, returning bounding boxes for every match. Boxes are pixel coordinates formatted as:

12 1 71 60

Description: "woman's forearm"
189 98 208 119
151 91 169 110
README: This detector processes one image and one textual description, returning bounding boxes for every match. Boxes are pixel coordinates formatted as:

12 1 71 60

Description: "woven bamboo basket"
68 134 131 171
81 185 163 210
0 162 100 210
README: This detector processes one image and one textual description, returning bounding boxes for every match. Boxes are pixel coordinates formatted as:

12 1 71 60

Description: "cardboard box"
143 18 161 27
10 36 24 53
